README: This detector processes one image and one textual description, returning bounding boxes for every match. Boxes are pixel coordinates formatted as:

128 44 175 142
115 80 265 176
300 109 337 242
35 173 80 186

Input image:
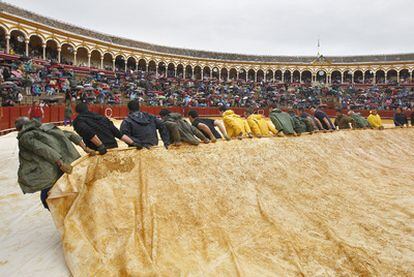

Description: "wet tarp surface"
48 129 414 276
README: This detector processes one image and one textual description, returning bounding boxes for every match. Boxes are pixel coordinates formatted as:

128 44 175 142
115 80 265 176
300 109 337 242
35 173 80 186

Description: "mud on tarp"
48 128 414 276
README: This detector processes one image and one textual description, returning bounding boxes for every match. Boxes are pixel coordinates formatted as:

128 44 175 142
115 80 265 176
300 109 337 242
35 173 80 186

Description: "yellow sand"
48 128 414 276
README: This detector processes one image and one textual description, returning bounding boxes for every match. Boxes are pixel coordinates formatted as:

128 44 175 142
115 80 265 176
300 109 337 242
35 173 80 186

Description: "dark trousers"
40 187 52 210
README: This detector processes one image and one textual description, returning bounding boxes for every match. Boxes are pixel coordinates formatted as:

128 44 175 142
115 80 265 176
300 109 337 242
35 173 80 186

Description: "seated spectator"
219 106 253 139
188 110 230 142
246 108 277 138
367 109 384 130
159 109 209 146
120 100 170 149
334 109 354 130
393 107 408 127
73 102 139 154
348 110 370 129
310 106 335 131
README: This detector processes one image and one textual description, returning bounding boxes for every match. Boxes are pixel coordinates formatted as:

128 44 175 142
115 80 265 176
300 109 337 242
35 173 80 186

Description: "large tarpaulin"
48 128 414 276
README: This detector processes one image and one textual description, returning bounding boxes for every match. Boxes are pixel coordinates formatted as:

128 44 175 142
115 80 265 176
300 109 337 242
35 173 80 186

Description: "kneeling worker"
246 107 277 137
219 106 253 139
367 109 384 130
15 117 95 209
121 100 170 149
73 102 139 154
159 109 210 146
188 110 230 142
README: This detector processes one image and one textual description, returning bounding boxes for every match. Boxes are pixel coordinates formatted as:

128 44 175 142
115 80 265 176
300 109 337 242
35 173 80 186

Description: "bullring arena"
0 1 413 276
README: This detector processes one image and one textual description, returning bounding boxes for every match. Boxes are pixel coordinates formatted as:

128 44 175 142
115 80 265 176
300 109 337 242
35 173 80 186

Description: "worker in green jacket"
15 117 95 210
348 110 370 129
269 107 297 136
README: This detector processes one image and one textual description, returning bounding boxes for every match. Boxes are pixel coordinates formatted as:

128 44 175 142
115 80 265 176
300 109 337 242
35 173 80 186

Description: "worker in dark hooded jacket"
159 109 210 146
120 100 170 149
73 102 139 154
15 117 95 209
310 106 335 131
288 109 307 134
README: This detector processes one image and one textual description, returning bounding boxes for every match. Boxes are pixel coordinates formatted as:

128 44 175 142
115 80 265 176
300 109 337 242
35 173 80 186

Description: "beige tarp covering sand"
47 128 414 276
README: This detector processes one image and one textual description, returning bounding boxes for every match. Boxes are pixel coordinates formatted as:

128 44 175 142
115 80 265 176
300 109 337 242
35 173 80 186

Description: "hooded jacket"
334 114 354 129
247 114 276 136
17 120 82 193
222 110 251 138
120 111 170 148
367 114 382 128
73 111 122 150
162 113 207 145
269 109 296 135
350 114 370 129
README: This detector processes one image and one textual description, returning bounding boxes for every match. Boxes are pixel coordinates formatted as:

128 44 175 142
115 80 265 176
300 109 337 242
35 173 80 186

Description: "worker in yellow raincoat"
367 109 384 130
219 106 253 139
246 108 277 137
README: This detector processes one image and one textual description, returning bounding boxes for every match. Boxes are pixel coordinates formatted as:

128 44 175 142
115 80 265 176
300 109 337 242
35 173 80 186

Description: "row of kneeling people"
14 101 393 209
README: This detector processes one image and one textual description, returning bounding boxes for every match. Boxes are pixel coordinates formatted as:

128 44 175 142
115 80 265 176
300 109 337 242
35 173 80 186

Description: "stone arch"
212 67 220 79
61 43 75 64
176 64 184 78
148 60 156 73
158 61 166 76
185 65 193 79
45 39 58 61
115 55 126 71
316 70 327 83
221 68 228 81
331 70 341 83
10 29 26 55
137 59 147 71
167 63 175 78
28 34 43 58
274 70 283 81
194 66 202 80
354 70 364 84
301 70 312 83
257 69 265 82
103 53 114 70
202 66 211 79
127 57 137 71
399 69 410 83
343 70 352 83
247 69 256 81
76 47 89 66
265 69 273 81
90 50 101 68
239 68 247 81
292 70 300 83
375 70 385 84
229 68 237 80
283 70 291 83
0 26 6 51
386 69 398 83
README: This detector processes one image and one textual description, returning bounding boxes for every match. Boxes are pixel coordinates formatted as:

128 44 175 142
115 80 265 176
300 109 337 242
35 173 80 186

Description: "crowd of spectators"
1 57 414 113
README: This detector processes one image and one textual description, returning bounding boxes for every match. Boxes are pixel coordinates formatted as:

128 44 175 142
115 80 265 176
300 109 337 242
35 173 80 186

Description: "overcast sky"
4 0 414 56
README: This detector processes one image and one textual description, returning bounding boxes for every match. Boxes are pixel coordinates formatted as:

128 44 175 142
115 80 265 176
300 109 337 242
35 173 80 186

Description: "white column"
282 72 285 83
42 43 46 60
87 54 91 68
73 51 77 65
5 34 10 54
254 71 257 82
57 47 61 63
236 71 239 80
409 71 413 83
25 39 29 56
100 56 104 69
125 62 128 72
373 73 376 84
299 72 302 83
397 71 400 83
341 73 344 83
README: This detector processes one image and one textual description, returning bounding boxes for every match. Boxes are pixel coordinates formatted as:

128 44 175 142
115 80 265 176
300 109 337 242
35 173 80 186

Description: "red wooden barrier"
0 104 412 133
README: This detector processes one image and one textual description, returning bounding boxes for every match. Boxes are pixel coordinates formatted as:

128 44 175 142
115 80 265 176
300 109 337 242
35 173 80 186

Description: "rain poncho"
247 114 277 137
222 110 251 138
367 114 383 128
269 108 296 135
